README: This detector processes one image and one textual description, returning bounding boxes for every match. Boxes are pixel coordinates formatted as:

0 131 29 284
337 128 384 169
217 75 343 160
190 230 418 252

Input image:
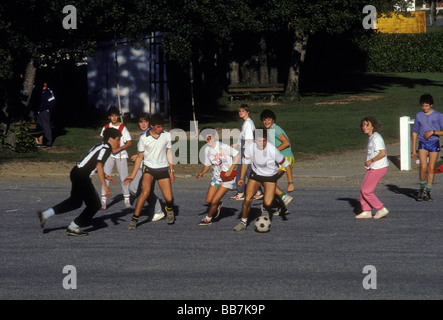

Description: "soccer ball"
254 216 271 233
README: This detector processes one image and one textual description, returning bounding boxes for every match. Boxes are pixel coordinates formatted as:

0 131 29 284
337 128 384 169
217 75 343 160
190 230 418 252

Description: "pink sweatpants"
360 167 388 211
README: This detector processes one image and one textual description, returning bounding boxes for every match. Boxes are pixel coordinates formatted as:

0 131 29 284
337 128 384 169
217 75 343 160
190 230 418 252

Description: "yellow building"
377 11 426 33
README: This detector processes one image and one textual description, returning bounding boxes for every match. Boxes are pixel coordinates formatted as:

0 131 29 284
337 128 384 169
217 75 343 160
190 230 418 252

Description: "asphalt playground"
0 162 441 305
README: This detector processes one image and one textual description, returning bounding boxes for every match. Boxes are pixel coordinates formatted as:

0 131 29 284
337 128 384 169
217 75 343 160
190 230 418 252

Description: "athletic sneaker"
423 190 433 202
101 197 107 210
273 207 289 216
152 212 165 222
253 191 264 200
416 188 425 202
233 221 246 231
166 207 175 224
230 193 245 201
260 205 270 219
281 194 294 207
67 226 88 236
124 197 132 209
213 202 223 220
355 211 372 219
128 220 137 230
37 211 46 228
373 207 389 220
199 218 212 226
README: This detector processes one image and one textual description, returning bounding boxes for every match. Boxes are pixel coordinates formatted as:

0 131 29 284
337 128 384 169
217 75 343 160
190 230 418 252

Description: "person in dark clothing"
37 128 122 236
36 82 56 147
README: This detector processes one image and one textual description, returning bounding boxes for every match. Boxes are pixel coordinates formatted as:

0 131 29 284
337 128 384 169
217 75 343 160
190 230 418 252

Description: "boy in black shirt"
37 128 122 236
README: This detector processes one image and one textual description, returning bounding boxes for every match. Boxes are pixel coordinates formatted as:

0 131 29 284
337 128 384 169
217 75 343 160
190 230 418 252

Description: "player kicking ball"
233 129 293 231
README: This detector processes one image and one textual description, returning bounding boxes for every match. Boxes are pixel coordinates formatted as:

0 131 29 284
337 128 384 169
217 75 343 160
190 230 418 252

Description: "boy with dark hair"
124 113 176 228
37 128 122 236
128 113 164 221
412 93 443 201
100 106 132 209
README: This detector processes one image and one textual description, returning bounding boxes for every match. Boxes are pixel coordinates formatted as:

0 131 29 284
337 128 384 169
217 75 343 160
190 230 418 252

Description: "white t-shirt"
137 129 172 169
204 141 239 181
244 142 289 177
366 132 389 170
238 118 255 150
100 123 132 159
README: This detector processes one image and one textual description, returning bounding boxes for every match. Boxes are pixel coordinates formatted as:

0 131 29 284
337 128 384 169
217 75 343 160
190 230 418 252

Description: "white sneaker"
101 197 107 210
374 207 389 219
355 211 372 219
124 197 132 209
152 212 165 222
281 194 294 207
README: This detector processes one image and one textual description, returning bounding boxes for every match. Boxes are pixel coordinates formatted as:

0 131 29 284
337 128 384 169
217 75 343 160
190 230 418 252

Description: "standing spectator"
36 82 56 147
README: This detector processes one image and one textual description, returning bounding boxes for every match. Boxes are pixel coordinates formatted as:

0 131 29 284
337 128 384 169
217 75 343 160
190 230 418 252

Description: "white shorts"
210 176 236 189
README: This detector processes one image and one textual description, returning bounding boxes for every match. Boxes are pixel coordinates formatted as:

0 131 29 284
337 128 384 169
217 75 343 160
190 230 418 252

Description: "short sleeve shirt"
366 132 389 170
204 141 239 180
244 142 287 177
100 123 132 159
137 129 172 169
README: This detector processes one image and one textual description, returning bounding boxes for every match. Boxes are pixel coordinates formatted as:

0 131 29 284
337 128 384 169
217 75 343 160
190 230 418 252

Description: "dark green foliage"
358 32 443 72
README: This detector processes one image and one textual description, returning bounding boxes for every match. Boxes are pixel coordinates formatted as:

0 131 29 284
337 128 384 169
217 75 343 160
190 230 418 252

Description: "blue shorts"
418 140 441 153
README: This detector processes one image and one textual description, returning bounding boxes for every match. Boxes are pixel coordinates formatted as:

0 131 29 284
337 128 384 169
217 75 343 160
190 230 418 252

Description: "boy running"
124 114 175 229
128 113 164 221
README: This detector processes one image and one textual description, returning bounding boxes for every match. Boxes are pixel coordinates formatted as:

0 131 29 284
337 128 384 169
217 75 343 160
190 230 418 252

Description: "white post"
400 116 414 171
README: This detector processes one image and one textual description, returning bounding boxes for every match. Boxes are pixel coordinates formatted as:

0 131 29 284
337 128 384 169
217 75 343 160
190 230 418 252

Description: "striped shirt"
76 142 112 176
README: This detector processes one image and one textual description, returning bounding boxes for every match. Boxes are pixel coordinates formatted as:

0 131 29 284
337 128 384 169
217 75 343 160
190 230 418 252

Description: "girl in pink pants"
357 116 389 219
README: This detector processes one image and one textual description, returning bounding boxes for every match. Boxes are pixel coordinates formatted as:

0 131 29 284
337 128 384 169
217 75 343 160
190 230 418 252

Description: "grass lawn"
1 72 442 164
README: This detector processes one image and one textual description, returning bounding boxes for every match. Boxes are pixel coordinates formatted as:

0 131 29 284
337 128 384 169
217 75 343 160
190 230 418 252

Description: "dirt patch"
0 160 202 180
315 95 384 106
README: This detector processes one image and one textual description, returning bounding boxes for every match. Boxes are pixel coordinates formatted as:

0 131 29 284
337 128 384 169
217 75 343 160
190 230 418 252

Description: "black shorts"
142 165 170 180
249 170 279 183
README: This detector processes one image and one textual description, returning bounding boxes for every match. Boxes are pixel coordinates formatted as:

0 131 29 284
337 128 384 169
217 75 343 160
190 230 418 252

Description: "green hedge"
359 32 443 72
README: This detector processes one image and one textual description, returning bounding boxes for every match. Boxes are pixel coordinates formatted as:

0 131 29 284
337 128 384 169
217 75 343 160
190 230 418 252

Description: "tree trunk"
20 60 36 108
258 35 268 85
284 31 308 102
229 61 239 85
430 0 437 26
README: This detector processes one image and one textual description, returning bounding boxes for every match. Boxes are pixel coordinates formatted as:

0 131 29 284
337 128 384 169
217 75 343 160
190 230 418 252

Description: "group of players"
37 93 440 236
37 104 295 236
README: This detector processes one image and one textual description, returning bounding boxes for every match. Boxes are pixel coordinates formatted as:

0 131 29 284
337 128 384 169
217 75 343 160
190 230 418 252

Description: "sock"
425 184 432 191
241 218 247 224
43 208 55 219
279 192 287 199
420 180 426 189
69 221 79 229
166 205 173 211
131 215 139 222
205 215 212 222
